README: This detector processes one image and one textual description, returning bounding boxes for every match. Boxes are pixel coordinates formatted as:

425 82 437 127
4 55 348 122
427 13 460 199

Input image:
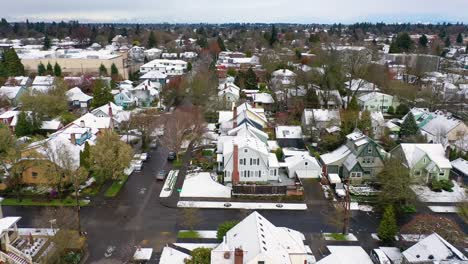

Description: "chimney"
80 120 85 128
232 144 240 185
233 106 237 128
225 83 227 89
70 133 76 145
234 248 243 264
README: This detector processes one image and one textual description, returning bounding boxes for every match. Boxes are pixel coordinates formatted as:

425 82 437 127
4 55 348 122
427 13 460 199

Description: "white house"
301 109 341 131
139 59 187 75
218 83 240 103
211 211 315 264
357 92 398 113
271 69 296 90
345 79 379 95
317 246 373 264
31 75 55 93
402 233 467 263
143 48 162 60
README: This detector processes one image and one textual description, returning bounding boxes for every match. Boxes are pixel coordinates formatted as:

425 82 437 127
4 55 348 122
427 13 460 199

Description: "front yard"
411 180 466 203
104 174 130 197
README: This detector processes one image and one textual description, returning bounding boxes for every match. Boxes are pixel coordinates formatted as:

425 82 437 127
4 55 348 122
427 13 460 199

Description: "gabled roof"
358 92 392 103
403 233 467 262
321 145 351 165
318 246 373 264
303 109 341 124
228 123 268 142
398 144 451 169
66 87 93 102
212 211 310 264
0 86 23 100
421 112 463 137
72 113 112 130
275 126 302 139
284 154 321 170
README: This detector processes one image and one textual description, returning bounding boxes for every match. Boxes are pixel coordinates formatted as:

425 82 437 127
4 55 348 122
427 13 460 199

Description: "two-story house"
66 87 93 110
390 143 451 183
357 92 399 113
321 130 386 183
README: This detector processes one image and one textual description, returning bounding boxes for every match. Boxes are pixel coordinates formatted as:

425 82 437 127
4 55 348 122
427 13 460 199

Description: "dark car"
167 151 176 161
156 170 166 181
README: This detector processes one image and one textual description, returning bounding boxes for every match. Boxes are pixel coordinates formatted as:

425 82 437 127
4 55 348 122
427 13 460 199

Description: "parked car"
132 160 143 171
140 153 149 161
335 183 346 197
167 151 176 161
156 170 166 181
370 249 392 264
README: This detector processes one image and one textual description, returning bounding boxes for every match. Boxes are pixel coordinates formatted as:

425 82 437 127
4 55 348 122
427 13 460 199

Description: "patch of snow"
371 233 380 241
401 234 427 242
180 172 231 198
358 204 374 212
411 181 466 203
159 170 179 198
323 233 358 241
428 206 459 213
177 201 307 210
159 246 189 264
179 230 217 239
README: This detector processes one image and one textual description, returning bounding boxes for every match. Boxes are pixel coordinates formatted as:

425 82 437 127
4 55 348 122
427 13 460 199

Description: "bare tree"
130 108 162 150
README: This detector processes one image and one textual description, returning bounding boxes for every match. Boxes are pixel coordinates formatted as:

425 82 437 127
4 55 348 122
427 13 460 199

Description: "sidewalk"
177 201 307 210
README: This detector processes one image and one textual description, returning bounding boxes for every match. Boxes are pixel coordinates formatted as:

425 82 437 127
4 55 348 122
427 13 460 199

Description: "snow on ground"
411 181 466 203
323 233 358 241
173 243 219 251
159 246 189 264
159 170 179 198
428 206 459 213
177 201 307 210
371 233 380 241
401 234 427 242
345 202 373 212
180 172 231 198
179 230 217 239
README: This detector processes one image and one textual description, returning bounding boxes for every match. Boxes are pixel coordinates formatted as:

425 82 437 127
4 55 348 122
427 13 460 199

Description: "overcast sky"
2 0 467 24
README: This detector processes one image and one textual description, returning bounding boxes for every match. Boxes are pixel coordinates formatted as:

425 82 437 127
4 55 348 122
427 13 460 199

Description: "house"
180 51 197 60
271 69 296 90
420 111 468 146
0 86 27 105
369 111 385 139
218 83 240 104
139 70 167 85
313 88 342 109
252 93 274 109
283 154 322 179
114 89 138 109
357 92 398 113
402 233 467 263
139 59 187 75
4 76 31 88
451 158 468 180
321 130 386 183
344 79 379 95
143 48 162 60
390 143 451 183
31 75 55 93
219 103 268 134
130 80 160 107
91 102 130 126
0 110 21 131
275 126 304 148
0 216 57 264
128 45 145 62
317 246 373 264
211 211 315 264
301 109 341 135
65 87 92 109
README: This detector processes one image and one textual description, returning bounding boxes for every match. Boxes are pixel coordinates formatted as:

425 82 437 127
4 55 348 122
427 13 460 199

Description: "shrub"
401 204 417 213
377 205 398 243
430 180 443 192
217 221 239 240
440 179 454 192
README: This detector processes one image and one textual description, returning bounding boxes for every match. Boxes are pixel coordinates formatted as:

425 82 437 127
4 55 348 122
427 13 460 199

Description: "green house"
321 130 387 184
390 143 451 183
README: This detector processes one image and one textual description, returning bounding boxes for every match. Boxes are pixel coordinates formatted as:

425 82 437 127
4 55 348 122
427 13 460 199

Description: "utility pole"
342 176 351 235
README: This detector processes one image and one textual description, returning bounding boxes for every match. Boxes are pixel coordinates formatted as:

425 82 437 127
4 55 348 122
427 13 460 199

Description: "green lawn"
104 175 129 197
1 197 89 207
326 233 347 241
80 184 102 196
172 159 184 168
177 230 200 239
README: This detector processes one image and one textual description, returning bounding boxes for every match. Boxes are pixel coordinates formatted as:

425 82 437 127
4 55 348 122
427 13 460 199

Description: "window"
257 158 260 165
350 172 362 178
258 261 265 264
240 159 244 165
305 162 308 166
32 172 38 178
250 158 252 165
368 147 372 154
244 149 248 153
415 170 421 176
439 172 445 176
259 170 261 177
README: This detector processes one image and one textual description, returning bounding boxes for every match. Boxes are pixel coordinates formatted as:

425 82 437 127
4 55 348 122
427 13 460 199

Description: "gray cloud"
1 0 467 23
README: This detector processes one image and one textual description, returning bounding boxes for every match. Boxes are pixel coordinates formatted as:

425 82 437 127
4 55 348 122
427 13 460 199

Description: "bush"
401 204 417 213
430 179 454 192
430 180 443 192
377 205 398 243
217 221 239 240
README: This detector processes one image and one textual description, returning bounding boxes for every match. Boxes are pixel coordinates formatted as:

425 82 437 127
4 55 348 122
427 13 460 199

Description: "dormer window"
368 147 372 154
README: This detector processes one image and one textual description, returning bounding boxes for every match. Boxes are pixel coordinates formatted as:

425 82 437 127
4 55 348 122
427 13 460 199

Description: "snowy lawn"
411 180 466 203
180 172 231 198
179 230 217 239
159 170 179 198
428 206 459 213
400 234 427 242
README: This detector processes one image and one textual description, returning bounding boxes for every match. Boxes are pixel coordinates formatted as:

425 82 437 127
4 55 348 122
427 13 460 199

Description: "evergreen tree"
99 64 108 76
37 62 46 76
80 141 91 169
445 36 451 47
400 111 419 138
187 62 192 72
217 36 226 51
147 31 157 48
2 49 25 76
43 34 51 50
305 89 320 108
387 106 395 115
419 34 428 47
348 95 359 111
358 110 373 137
46 62 53 75
456 33 463 44
92 80 114 107
395 104 409 116
269 24 278 46
110 63 119 79
244 67 258 89
53 62 62 77
377 205 398 243
15 111 31 137
394 32 413 52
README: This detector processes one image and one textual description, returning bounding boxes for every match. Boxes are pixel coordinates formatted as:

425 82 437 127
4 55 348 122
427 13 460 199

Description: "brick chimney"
234 248 243 264
232 144 240 185
233 106 237 128
70 133 76 145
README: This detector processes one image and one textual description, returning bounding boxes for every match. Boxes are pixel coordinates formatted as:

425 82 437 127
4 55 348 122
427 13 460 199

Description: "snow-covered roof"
358 91 392 102
218 83 240 97
321 145 351 165
180 172 231 198
421 112 463 137
318 246 373 264
402 233 467 263
41 119 62 130
66 87 92 102
72 113 112 130
303 109 341 124
0 86 23 100
282 147 309 157
275 126 302 139
139 70 167 80
451 158 468 175
399 144 451 169
211 211 311 264
32 75 55 86
345 78 379 92
133 248 153 261
252 93 274 104
272 69 296 77
159 247 189 264
223 136 269 157
0 217 21 234
18 48 120 60
268 153 280 168
228 123 268 142
284 154 320 170
5 76 29 86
